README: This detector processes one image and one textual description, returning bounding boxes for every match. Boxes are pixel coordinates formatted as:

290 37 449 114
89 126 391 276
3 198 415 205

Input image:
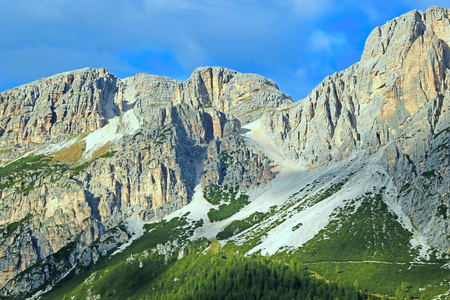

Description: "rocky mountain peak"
171 66 237 107
256 6 449 258
260 5 449 166
0 64 292 162
361 6 450 67
121 72 180 111
0 67 125 161
172 66 292 123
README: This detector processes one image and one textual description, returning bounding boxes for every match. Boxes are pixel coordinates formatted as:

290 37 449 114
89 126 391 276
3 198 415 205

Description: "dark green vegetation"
68 161 89 177
96 150 117 159
216 212 268 240
69 151 116 177
2 213 33 238
155 124 174 146
42 216 202 300
142 251 372 300
217 187 450 299
220 180 351 253
308 262 450 299
278 192 450 299
437 204 448 219
203 184 228 205
278 179 348 218
219 149 242 170
0 155 50 178
204 184 250 222
298 193 416 262
42 215 372 300
0 155 67 194
0 150 118 195
4 172 448 299
207 194 250 222
307 181 347 206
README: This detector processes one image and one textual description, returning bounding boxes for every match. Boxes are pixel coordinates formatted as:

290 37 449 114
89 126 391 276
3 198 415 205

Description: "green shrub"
3 213 33 237
208 194 250 222
216 212 268 240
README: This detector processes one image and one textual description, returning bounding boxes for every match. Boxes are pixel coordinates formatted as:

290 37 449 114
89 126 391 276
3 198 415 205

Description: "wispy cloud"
0 0 434 99
405 0 450 10
310 30 347 52
0 45 129 83
177 36 210 70
282 0 334 18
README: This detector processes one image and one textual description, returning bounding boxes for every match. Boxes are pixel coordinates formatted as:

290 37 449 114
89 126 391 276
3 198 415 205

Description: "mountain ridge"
0 6 449 299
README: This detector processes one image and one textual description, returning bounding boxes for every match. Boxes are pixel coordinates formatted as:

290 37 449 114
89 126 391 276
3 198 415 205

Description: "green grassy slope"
28 186 450 300
41 214 372 300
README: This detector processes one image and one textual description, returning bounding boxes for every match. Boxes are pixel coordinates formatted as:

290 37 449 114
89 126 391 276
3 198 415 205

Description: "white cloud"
295 68 306 80
0 0 395 99
406 0 450 10
283 0 334 18
310 30 347 52
176 35 210 71
357 3 382 23
0 45 134 84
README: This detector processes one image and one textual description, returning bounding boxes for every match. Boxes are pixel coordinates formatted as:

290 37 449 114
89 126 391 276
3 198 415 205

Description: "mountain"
0 6 449 300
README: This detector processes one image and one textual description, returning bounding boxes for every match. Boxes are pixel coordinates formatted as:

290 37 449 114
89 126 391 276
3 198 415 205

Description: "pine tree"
354 280 359 292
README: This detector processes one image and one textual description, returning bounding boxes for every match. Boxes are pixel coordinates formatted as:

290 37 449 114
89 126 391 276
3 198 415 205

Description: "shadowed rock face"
0 6 449 298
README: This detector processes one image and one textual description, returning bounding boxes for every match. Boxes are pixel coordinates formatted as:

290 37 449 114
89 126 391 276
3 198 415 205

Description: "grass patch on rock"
216 212 268 240
297 193 416 263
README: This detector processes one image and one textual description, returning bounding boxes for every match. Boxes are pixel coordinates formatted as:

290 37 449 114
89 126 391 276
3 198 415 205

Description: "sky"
0 0 447 101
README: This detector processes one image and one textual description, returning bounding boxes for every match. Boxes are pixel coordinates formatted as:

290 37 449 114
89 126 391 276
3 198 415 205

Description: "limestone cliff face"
0 68 122 160
173 66 292 123
121 73 180 119
0 68 185 162
260 6 450 249
0 65 285 297
262 6 449 166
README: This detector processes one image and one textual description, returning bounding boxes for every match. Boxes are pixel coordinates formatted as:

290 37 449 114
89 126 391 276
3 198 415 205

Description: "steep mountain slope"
260 5 450 250
0 6 449 300
0 66 291 297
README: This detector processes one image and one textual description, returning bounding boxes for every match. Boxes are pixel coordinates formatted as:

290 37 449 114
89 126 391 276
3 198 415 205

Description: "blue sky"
0 0 447 100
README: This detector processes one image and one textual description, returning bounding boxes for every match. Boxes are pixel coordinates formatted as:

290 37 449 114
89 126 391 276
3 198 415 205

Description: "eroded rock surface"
0 6 449 298
260 5 450 249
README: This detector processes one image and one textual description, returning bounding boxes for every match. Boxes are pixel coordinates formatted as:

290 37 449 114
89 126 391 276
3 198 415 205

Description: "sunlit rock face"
0 6 449 298
260 5 450 249
0 63 289 296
